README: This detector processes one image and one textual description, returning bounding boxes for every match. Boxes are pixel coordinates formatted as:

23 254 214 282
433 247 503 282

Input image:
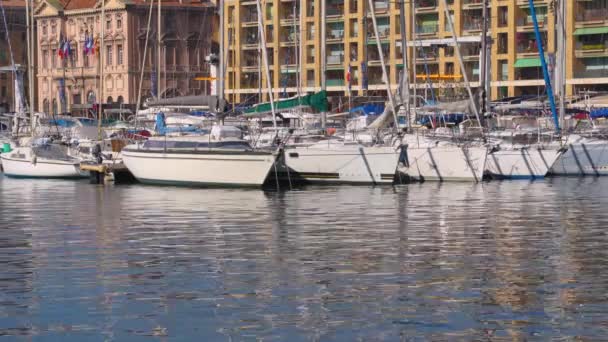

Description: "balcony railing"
416 24 439 34
575 69 608 78
576 8 608 22
326 54 345 64
517 15 547 27
416 0 437 8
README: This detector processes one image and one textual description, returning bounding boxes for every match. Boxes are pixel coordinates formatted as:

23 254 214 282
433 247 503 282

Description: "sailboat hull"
550 142 608 176
281 144 401 184
400 144 487 182
1 155 84 178
486 146 563 179
122 148 277 187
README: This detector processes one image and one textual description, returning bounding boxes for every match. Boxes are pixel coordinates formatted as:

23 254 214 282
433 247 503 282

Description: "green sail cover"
243 91 329 116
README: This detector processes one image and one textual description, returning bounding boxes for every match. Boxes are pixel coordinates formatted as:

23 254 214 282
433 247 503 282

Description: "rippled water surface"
1 177 608 340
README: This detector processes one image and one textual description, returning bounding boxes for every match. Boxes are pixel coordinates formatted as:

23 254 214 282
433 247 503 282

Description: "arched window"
107 96 113 103
87 90 96 104
52 99 58 115
117 95 124 104
43 99 49 113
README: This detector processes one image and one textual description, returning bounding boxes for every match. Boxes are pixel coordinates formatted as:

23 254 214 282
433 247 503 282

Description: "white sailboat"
486 144 563 179
1 143 83 178
391 0 488 182
121 125 278 187
401 133 487 182
550 135 608 176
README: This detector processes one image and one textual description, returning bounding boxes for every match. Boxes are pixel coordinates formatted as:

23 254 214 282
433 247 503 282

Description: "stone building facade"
34 0 217 115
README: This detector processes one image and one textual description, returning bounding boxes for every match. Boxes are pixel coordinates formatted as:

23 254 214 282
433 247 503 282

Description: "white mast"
26 0 34 130
135 0 156 128
256 0 277 129
320 0 326 128
411 0 416 108
98 0 106 140
556 0 566 130
440 0 481 126
366 0 398 128
398 0 410 129
157 0 162 99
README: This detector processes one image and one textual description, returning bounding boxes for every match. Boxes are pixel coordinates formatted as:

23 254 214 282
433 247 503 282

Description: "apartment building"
33 0 217 115
223 0 608 104
0 0 33 113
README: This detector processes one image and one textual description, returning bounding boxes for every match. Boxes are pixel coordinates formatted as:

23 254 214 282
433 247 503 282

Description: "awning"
514 58 541 68
574 27 608 36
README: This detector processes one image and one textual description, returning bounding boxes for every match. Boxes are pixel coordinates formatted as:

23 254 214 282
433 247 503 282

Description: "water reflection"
0 178 608 339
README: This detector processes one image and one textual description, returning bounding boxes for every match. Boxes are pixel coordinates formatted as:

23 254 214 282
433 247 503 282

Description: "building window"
106 45 112 65
116 18 122 29
42 25 47 35
87 91 96 104
43 99 49 113
73 93 81 105
51 25 56 34
117 44 123 65
51 49 56 68
84 54 89 67
52 98 58 115
106 19 111 30
43 50 48 69
498 7 508 27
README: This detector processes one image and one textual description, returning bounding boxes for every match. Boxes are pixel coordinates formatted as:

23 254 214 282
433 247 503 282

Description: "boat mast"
555 0 566 130
255 0 277 129
480 0 488 122
26 0 34 130
157 0 161 99
98 0 106 140
528 0 559 133
440 0 482 126
411 0 416 108
366 0 398 129
320 0 326 129
398 0 410 130
218 0 224 101
134 0 156 129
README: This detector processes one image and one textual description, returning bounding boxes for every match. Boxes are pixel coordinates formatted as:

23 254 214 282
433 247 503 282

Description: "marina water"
1 178 608 340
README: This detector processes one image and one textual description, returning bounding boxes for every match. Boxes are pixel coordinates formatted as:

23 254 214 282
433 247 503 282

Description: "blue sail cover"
350 104 385 116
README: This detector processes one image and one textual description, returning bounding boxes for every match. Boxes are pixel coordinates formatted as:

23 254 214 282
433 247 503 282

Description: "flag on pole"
62 40 71 59
58 34 64 59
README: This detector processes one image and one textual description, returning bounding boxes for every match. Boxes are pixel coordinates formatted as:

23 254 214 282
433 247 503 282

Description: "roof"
0 0 27 8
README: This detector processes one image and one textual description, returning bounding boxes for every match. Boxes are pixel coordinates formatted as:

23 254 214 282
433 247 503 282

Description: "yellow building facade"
223 0 608 104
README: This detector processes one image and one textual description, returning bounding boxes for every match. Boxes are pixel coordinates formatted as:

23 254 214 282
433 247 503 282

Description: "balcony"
372 0 389 13
462 0 485 9
463 14 483 33
326 54 345 65
327 1 344 17
517 14 548 31
415 0 437 11
575 41 608 58
574 69 608 79
415 23 439 36
576 6 608 25
241 8 258 26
